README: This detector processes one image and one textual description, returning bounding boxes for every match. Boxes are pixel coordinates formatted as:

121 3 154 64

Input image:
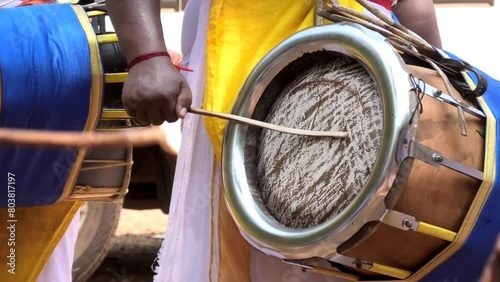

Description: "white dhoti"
36 213 79 282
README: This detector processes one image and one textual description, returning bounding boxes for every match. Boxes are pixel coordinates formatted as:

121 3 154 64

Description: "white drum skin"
256 56 383 229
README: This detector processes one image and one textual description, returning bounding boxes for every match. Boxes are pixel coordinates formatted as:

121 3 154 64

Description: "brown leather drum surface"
340 65 485 272
255 56 383 229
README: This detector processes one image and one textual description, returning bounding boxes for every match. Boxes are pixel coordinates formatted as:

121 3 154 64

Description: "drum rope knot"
409 74 425 124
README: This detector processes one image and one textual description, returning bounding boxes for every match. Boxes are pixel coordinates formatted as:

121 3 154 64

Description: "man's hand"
122 56 192 126
105 0 191 125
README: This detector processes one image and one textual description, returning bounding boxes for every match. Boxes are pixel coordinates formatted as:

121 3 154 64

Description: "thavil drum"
0 4 137 207
222 22 494 280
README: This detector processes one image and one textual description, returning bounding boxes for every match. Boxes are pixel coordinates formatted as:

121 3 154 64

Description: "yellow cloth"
0 202 82 282
203 0 364 161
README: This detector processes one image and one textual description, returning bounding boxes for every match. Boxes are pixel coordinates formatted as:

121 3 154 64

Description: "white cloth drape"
36 212 79 282
153 0 218 281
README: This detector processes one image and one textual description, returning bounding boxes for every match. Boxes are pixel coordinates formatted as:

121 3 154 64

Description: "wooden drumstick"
0 126 170 150
188 107 349 138
0 108 347 149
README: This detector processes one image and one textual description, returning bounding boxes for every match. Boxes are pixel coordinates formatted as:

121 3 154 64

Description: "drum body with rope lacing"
0 3 140 207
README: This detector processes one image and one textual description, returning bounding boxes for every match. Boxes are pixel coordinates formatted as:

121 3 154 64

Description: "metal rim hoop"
222 22 413 260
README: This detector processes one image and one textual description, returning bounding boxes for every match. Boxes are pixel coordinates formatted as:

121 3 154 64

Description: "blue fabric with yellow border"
422 51 500 281
0 4 95 207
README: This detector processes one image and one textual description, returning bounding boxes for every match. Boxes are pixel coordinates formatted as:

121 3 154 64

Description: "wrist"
127 51 171 70
127 51 193 72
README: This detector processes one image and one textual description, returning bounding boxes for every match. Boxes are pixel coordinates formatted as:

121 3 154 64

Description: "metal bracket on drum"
397 133 484 181
411 141 484 181
283 253 414 280
329 255 413 280
419 81 486 118
282 259 361 281
380 209 418 231
380 209 457 242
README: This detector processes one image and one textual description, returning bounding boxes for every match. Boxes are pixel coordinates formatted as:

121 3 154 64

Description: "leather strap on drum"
438 57 488 100
388 40 488 100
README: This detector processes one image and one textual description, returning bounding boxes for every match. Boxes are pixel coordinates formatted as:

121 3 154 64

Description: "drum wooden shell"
222 22 486 277
338 65 484 272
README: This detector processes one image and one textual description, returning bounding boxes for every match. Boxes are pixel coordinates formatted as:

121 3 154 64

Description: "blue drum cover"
421 51 500 282
0 4 95 207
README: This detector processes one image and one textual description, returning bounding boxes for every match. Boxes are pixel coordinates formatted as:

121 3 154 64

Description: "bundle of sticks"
317 0 480 136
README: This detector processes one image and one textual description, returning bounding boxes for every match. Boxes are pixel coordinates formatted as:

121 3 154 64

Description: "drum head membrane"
247 54 383 229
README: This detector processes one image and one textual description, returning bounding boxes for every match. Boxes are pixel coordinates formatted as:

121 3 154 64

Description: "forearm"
105 0 167 62
392 0 442 48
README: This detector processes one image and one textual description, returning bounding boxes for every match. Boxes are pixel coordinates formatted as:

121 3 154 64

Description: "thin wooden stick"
0 126 170 150
422 57 468 136
317 9 413 48
188 107 348 138
0 107 348 150
322 3 433 53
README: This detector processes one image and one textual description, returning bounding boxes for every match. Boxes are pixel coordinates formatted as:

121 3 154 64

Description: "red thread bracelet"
127 51 171 70
127 51 193 72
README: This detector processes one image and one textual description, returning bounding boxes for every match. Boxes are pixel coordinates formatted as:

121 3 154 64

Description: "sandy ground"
86 4 500 282
114 209 168 237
